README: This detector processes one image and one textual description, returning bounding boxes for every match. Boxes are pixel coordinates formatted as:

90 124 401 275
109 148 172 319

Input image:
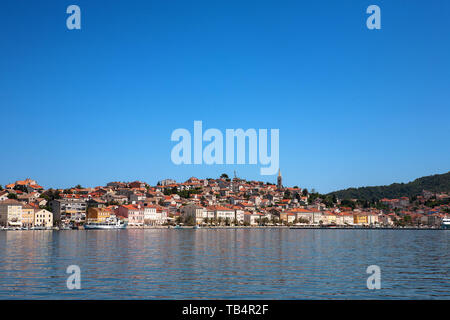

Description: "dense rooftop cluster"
0 174 449 228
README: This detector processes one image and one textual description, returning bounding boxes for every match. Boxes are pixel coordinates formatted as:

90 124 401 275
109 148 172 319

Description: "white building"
244 212 263 226
181 204 206 225
234 208 245 224
144 205 166 225
0 191 10 201
34 209 53 228
211 206 235 222
0 199 23 227
367 213 379 225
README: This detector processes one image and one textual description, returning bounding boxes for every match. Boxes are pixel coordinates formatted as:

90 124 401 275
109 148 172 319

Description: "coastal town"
0 171 449 230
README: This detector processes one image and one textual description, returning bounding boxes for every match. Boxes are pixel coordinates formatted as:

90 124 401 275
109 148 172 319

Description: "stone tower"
277 169 283 190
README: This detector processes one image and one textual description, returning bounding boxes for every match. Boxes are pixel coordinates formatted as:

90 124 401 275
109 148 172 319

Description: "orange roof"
291 208 312 213
121 204 141 210
206 205 233 211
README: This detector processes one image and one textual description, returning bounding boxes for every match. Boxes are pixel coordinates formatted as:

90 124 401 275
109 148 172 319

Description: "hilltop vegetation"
327 172 450 201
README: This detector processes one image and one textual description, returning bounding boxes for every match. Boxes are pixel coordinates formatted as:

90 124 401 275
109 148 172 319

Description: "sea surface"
0 229 448 299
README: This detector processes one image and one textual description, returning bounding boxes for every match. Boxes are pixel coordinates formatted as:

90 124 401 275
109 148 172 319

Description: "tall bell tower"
277 169 283 190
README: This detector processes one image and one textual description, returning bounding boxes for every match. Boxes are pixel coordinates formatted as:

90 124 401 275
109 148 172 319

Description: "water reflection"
0 229 448 299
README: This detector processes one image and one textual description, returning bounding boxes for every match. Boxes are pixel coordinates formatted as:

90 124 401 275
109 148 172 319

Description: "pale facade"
181 204 205 225
21 204 35 227
144 206 166 225
34 209 53 228
235 209 245 223
244 213 262 226
0 200 23 227
367 214 379 225
213 207 235 221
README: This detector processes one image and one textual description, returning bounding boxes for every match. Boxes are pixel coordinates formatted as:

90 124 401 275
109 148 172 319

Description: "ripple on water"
0 229 448 299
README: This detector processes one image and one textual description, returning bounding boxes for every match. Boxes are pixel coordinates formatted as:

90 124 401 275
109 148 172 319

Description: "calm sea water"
0 229 448 299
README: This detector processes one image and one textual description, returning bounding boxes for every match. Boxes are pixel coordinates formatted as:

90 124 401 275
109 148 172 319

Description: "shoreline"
1 226 447 231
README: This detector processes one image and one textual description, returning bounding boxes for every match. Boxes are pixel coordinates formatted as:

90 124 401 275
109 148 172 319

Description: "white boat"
30 226 45 230
442 218 450 230
84 218 127 230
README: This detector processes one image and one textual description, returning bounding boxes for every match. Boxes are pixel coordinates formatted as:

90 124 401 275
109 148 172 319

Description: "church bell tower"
277 169 283 190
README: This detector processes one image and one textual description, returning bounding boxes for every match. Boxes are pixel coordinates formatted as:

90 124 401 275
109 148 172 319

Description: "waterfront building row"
0 199 53 228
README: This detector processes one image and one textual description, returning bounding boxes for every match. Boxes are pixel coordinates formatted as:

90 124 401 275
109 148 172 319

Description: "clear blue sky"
1 0 449 193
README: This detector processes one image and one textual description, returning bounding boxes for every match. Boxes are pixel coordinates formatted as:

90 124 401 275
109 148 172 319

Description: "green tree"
270 216 278 225
220 173 229 179
327 171 450 201
298 217 309 224
403 215 412 225
40 189 61 201
13 185 27 193
185 216 196 226
332 194 337 203
340 199 356 210
7 193 17 199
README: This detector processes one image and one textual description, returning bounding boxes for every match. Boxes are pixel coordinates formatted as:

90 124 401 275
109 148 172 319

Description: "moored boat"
442 218 450 230
84 220 127 230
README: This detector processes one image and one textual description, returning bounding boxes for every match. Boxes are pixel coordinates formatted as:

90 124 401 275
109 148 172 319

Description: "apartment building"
0 199 23 227
50 198 87 222
21 203 35 228
34 209 53 228
87 207 111 223
181 204 206 225
115 204 144 226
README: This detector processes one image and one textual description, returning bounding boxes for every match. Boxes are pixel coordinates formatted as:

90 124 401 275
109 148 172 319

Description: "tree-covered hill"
327 171 450 201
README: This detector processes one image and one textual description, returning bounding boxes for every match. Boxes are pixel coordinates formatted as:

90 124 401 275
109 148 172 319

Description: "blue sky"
0 0 449 193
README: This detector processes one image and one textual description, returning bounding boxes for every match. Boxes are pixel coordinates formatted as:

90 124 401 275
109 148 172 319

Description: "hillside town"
0 172 449 230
